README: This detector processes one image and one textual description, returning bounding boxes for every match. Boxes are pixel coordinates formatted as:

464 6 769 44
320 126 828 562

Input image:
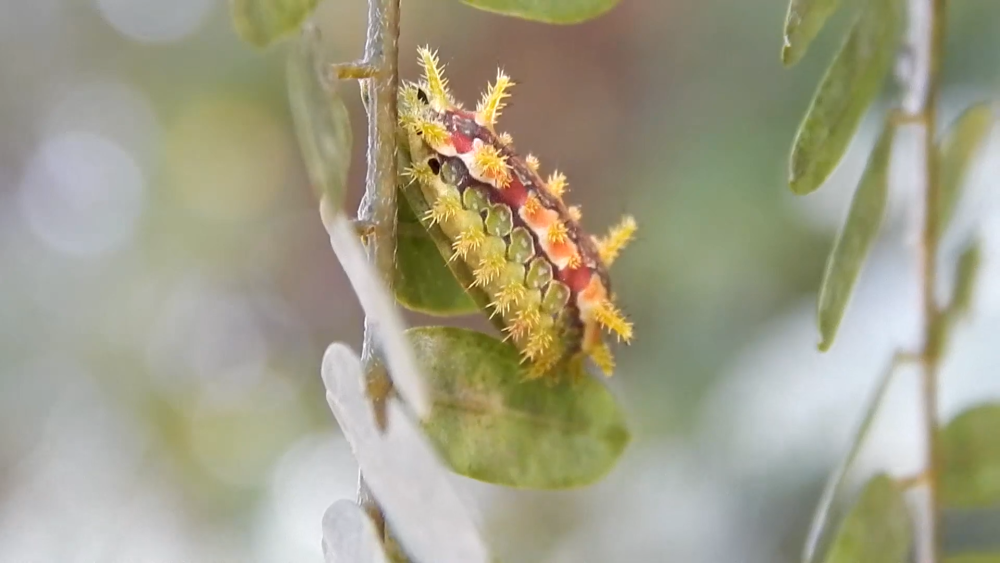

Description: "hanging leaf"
230 0 320 48
394 181 479 316
949 237 982 318
788 0 901 195
947 555 1000 563
941 403 1000 508
781 0 843 66
937 103 995 238
288 27 352 211
407 326 630 489
802 352 907 563
816 120 895 351
822 474 912 563
461 0 620 24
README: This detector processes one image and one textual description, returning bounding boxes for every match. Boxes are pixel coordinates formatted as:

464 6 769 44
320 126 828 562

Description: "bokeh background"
3 0 1000 561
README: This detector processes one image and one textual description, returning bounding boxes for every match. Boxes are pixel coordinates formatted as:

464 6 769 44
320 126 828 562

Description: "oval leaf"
288 28 352 211
461 0 619 24
781 0 843 67
407 326 630 489
788 0 901 195
941 403 1000 508
230 0 320 48
937 103 995 238
822 474 912 563
320 343 491 563
393 144 478 316
816 120 895 351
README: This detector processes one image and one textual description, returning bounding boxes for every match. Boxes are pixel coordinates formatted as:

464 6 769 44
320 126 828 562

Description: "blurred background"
2 0 1000 561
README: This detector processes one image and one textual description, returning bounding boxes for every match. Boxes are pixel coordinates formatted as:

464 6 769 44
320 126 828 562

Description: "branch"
347 0 402 541
898 0 947 561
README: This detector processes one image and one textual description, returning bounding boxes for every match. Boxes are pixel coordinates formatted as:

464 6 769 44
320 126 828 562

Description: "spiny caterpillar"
398 47 636 379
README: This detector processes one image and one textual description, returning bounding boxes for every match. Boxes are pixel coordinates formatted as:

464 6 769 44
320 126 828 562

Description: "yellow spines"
424 193 462 226
416 46 451 109
587 342 615 376
592 298 634 343
476 69 514 128
567 205 582 222
471 141 510 187
546 220 570 245
524 154 540 172
545 170 568 198
451 228 486 260
595 215 638 267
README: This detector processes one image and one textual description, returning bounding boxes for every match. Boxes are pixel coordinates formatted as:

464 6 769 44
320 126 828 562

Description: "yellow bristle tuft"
414 119 450 148
472 142 510 187
596 215 637 266
402 162 435 185
522 194 542 217
425 194 462 226
472 253 506 287
588 343 615 376
491 282 526 317
416 46 451 108
565 251 582 269
525 154 540 172
498 132 514 145
476 69 514 127
505 308 541 342
568 205 582 222
451 228 486 260
546 171 568 198
524 329 555 361
546 220 569 245
592 299 633 343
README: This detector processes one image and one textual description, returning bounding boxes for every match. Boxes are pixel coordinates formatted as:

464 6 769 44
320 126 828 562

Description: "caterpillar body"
398 47 636 379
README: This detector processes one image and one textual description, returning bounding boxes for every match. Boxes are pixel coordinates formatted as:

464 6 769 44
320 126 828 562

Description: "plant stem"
350 0 401 542
900 0 947 561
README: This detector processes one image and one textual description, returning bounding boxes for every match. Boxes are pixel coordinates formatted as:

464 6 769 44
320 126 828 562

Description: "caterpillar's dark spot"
427 158 441 175
416 88 429 104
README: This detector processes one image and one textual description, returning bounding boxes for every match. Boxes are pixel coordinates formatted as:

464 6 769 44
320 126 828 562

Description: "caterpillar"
398 47 636 379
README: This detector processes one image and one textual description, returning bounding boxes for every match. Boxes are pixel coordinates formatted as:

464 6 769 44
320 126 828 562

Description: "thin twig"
899 0 947 561
344 0 402 543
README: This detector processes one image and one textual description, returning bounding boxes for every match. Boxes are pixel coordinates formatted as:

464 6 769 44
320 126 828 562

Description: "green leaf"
816 120 895 351
461 0 619 24
781 0 843 66
949 237 982 318
407 326 630 489
942 403 1000 508
287 28 352 212
230 0 320 48
822 474 912 563
802 352 907 563
394 181 479 316
947 555 1000 563
788 0 901 195
938 103 995 238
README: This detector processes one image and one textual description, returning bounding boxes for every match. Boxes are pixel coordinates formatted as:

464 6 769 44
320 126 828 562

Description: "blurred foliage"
942 403 1000 509
821 474 911 563
230 0 320 47
460 0 620 24
937 103 995 237
4 0 1000 562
